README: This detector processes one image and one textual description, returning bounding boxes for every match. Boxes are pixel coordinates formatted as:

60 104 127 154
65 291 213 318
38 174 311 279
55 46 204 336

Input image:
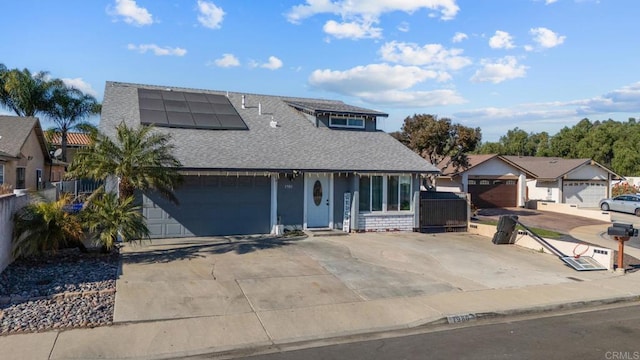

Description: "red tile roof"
47 132 91 146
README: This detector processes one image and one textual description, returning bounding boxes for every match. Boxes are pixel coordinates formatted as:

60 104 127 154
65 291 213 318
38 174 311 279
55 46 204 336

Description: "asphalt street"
238 304 640 360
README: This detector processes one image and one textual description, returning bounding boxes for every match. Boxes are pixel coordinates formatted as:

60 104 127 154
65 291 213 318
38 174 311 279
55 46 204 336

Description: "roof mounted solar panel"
138 89 248 130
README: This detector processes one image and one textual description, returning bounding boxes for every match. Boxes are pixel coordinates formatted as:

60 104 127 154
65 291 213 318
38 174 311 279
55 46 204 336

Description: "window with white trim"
329 116 365 129
359 175 412 212
0 164 4 184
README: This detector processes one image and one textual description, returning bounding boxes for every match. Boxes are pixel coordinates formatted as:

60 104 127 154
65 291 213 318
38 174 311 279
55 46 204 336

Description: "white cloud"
307 62 465 107
529 27 566 49
571 82 640 113
309 63 441 93
286 0 459 39
287 0 460 23
397 21 410 32
358 89 466 107
545 0 558 4
108 0 153 26
127 44 187 56
489 30 515 49
452 32 468 43
260 56 283 70
453 82 640 140
471 56 528 83
380 41 472 71
197 0 225 29
61 78 98 97
212 53 239 67
323 20 382 39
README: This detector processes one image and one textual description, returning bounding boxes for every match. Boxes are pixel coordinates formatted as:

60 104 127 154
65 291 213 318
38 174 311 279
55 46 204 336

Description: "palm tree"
47 86 101 162
0 64 64 117
12 194 85 258
82 192 150 250
67 122 183 204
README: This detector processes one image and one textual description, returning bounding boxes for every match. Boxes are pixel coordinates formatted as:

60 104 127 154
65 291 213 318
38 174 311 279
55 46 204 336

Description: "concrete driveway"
114 232 615 323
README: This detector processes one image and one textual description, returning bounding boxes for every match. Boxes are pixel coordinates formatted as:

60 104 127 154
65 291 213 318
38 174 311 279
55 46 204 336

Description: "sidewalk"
2 229 640 360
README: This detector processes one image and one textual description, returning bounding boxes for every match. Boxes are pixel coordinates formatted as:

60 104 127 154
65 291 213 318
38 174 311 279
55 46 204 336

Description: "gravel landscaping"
0 248 119 335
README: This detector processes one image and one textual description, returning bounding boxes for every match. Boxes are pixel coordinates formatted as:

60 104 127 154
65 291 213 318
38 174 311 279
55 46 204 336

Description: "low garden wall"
0 193 28 273
528 201 611 222
468 222 614 270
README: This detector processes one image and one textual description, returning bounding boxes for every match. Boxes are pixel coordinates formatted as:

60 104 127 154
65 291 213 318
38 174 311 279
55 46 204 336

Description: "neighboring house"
436 154 619 208
101 81 439 238
0 116 50 191
46 132 91 181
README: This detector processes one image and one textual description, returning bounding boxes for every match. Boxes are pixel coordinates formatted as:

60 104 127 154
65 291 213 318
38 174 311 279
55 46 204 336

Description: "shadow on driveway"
121 236 302 265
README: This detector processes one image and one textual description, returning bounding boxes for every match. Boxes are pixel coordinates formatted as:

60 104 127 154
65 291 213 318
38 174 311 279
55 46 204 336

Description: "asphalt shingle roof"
285 100 389 117
101 82 438 173
501 156 595 179
0 116 40 158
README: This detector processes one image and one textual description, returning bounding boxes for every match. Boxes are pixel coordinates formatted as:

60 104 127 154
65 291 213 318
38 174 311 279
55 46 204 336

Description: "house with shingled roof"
435 154 620 209
100 81 440 237
0 116 50 191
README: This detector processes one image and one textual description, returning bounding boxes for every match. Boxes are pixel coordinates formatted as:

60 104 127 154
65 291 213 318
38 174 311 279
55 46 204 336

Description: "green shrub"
12 194 84 258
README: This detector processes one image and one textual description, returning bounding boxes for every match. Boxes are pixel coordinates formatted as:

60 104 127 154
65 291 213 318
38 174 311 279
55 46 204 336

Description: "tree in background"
47 87 101 162
67 122 183 204
475 128 552 157
549 118 593 158
0 64 64 117
391 114 481 186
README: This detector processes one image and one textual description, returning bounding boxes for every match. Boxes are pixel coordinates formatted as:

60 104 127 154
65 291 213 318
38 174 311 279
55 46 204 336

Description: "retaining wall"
528 201 611 222
468 222 614 270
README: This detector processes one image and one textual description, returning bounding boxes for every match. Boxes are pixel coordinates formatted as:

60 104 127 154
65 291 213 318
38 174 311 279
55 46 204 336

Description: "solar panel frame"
137 88 248 130
166 111 195 127
163 100 191 113
139 98 166 111
138 89 163 99
160 91 186 101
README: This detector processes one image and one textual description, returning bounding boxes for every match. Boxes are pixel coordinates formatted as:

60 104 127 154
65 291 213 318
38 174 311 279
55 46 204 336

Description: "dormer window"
329 116 365 129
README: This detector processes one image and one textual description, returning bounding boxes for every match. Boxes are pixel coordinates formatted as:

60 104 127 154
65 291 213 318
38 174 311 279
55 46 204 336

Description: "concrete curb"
169 295 640 360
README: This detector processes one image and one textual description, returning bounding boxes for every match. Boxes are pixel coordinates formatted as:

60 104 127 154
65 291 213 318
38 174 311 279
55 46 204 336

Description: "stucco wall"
0 193 28 273
3 129 47 190
466 157 521 177
568 164 609 180
526 179 559 202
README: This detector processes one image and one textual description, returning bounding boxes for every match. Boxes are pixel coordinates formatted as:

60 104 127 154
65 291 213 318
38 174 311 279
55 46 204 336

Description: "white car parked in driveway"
599 194 640 216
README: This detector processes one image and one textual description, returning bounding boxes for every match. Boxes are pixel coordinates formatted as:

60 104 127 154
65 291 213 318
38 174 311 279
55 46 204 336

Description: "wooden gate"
420 191 469 233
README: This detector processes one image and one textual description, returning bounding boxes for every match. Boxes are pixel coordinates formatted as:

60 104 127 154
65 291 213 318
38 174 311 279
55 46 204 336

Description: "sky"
1 0 639 142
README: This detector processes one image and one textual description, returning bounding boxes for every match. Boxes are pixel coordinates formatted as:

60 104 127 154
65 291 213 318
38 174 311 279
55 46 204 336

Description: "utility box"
492 215 518 244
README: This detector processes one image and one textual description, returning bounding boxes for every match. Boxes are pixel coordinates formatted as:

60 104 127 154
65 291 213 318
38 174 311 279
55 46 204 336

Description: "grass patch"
475 219 564 239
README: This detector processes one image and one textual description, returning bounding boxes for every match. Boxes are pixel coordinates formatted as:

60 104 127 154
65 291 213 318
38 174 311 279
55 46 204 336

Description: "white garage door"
562 181 607 207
